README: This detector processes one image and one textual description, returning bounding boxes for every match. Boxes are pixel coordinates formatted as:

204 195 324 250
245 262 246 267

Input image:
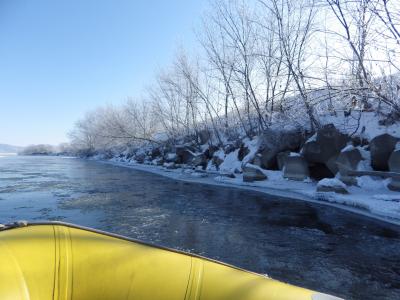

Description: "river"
0 155 399 299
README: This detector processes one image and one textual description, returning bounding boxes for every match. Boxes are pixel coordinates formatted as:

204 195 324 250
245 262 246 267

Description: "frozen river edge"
97 158 400 227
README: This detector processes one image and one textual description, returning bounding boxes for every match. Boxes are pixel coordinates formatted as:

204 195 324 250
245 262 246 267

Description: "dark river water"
0 155 399 299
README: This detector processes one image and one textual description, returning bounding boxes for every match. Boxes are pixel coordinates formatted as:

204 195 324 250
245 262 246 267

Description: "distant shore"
0 153 17 157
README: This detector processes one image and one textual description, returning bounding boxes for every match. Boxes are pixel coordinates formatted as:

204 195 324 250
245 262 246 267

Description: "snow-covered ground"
0 153 17 158
101 157 400 226
319 111 400 139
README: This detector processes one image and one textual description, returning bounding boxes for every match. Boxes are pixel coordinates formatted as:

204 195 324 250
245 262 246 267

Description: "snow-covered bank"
97 157 400 226
61 115 400 226
0 153 17 158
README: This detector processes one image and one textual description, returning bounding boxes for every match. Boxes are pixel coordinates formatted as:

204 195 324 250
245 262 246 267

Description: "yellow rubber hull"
0 223 340 300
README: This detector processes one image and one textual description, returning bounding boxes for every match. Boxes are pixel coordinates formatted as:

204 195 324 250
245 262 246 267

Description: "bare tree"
369 0 400 51
326 0 400 114
68 110 101 154
207 0 268 134
260 0 321 131
173 52 225 144
253 2 292 121
200 5 251 136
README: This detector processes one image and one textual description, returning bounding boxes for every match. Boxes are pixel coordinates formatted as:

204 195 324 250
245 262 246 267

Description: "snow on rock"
317 178 348 194
373 194 400 202
206 159 218 171
214 149 225 160
357 176 388 191
190 172 208 178
357 148 373 172
219 149 242 173
163 162 177 169
165 153 177 162
320 111 400 140
151 158 163 166
207 149 225 171
306 133 317 143
318 178 347 188
242 164 268 182
341 144 355 153
358 146 371 160
242 137 259 164
289 152 300 157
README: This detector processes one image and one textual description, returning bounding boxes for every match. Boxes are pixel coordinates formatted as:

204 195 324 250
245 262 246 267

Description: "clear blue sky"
0 0 207 146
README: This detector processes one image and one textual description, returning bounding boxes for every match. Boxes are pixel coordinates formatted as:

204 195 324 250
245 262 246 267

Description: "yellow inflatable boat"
0 222 342 300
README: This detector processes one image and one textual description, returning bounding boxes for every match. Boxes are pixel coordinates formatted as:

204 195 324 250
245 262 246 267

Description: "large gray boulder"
370 134 399 171
238 143 250 161
258 148 276 169
134 152 146 164
251 153 263 167
150 147 161 159
336 147 363 185
302 124 349 164
191 153 208 169
203 145 219 159
176 146 195 164
242 164 268 182
389 149 400 172
308 163 337 180
388 148 400 191
283 156 309 181
388 179 400 192
258 128 303 169
276 151 291 170
302 124 349 175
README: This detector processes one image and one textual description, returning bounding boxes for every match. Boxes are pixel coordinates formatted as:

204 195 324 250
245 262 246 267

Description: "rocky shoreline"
90 123 400 225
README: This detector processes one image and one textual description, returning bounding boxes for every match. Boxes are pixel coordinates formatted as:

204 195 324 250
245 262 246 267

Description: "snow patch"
341 145 355 153
320 112 400 139
318 178 346 188
242 137 259 164
165 153 177 161
219 149 242 173
357 148 373 171
373 194 400 202
356 176 387 191
191 172 208 178
289 152 300 157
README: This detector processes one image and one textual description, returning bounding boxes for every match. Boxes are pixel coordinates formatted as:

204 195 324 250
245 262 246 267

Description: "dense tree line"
69 0 400 154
